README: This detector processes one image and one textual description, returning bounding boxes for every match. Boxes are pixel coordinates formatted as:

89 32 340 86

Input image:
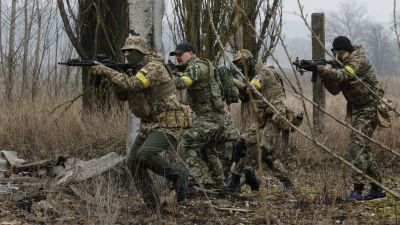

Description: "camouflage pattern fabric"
91 53 190 139
175 56 226 188
250 61 287 118
217 112 240 175
180 113 225 188
316 44 383 185
230 58 291 182
349 102 381 184
317 44 384 106
90 41 190 208
120 35 151 54
232 120 289 180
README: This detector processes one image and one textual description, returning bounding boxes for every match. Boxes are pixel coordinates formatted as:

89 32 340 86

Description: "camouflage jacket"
91 53 191 138
249 60 287 117
317 45 383 106
174 56 224 117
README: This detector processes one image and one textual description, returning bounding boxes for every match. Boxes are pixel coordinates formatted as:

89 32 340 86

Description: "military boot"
347 184 365 201
276 175 293 191
244 166 260 191
226 173 241 193
175 168 189 203
364 185 386 200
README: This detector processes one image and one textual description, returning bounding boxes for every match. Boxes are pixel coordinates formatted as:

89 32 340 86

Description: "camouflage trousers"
180 112 225 188
216 113 240 175
127 130 179 208
232 119 290 181
349 102 381 185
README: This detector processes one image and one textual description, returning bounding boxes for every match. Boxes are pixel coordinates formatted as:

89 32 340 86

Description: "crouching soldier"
90 35 191 209
227 49 303 193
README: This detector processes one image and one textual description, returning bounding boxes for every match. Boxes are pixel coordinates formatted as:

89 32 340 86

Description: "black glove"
300 60 317 72
238 87 250 103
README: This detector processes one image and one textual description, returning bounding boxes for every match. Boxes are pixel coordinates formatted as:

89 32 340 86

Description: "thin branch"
57 0 87 58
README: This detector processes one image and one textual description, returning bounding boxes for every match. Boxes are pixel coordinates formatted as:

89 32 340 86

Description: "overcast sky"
280 0 397 38
284 0 395 22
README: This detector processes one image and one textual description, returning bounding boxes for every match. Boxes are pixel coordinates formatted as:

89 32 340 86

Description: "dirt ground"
1 163 399 225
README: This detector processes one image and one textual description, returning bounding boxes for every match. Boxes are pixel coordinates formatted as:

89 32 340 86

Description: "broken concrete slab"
1 151 25 166
55 152 126 186
0 151 25 172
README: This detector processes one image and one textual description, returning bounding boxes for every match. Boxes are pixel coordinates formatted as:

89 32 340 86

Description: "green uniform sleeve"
174 63 204 90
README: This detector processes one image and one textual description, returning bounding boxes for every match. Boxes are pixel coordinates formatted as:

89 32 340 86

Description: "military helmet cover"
233 49 254 63
121 36 151 54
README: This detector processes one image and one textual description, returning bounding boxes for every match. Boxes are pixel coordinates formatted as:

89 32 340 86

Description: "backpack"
213 65 239 104
203 59 240 105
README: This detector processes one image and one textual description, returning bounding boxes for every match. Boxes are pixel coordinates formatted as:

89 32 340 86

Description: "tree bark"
21 0 36 99
78 0 129 111
125 0 164 153
31 0 42 101
6 0 17 102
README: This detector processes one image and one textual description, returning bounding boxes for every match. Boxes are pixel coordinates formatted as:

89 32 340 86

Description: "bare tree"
21 0 36 98
362 22 394 74
169 0 282 63
0 0 3 75
31 0 42 101
58 0 129 110
5 0 18 102
125 0 164 152
326 0 367 43
393 0 400 53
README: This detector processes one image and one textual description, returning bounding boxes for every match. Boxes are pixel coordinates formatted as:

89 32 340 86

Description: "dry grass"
1 75 400 224
0 93 126 160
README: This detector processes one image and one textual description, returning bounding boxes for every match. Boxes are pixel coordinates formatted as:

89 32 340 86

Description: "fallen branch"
213 206 253 213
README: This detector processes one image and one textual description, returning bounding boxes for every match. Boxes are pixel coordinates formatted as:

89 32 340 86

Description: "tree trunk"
31 0 42 102
79 0 129 111
242 0 257 55
125 0 164 153
22 0 35 99
0 1 4 76
6 0 17 102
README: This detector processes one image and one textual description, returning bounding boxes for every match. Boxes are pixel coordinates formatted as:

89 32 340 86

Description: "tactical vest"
186 58 224 114
129 62 191 128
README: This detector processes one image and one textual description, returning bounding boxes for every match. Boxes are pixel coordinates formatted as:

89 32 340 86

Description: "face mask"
334 50 347 62
126 50 145 65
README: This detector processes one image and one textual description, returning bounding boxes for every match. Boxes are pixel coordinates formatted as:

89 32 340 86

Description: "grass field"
0 74 399 224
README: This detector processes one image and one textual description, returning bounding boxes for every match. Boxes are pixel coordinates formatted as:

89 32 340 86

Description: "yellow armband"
135 71 151 89
250 79 262 90
181 75 193 86
344 66 356 76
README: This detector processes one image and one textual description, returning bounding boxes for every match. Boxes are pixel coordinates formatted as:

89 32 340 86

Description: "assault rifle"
292 57 335 82
167 60 186 74
58 54 132 72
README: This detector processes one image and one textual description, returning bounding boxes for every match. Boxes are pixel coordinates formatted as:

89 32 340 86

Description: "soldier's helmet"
120 36 151 54
233 49 254 65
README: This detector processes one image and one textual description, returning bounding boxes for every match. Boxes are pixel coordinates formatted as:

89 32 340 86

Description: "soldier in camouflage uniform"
300 36 387 201
90 36 191 209
170 42 226 189
227 49 301 193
